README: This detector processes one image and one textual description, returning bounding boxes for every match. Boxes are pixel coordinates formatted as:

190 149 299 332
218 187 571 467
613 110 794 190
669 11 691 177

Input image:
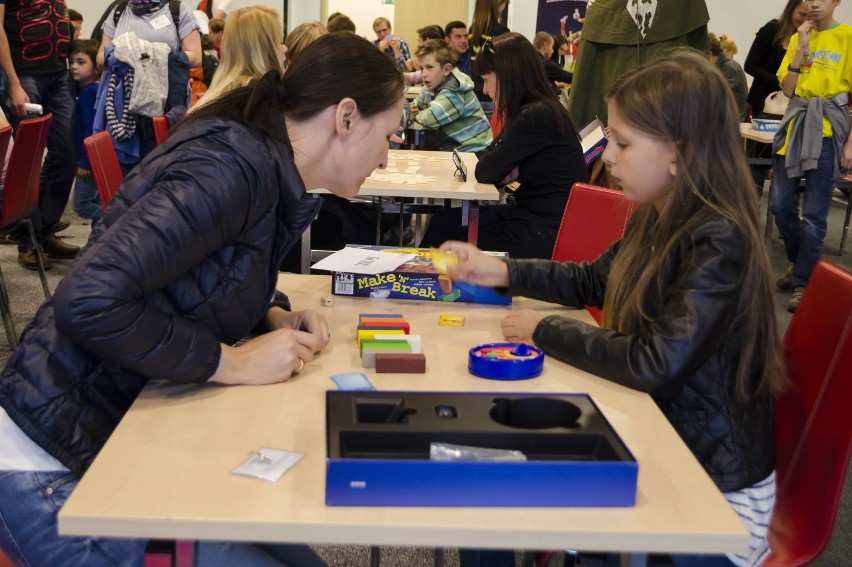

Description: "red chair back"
0 125 12 182
0 114 52 228
551 182 638 324
152 115 170 146
764 260 852 566
84 131 124 210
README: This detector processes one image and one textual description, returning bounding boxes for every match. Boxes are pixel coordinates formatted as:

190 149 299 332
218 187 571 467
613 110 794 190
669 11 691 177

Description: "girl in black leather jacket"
447 51 786 567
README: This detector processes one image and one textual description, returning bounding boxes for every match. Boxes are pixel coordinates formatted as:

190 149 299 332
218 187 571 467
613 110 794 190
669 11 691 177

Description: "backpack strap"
169 0 181 30
113 1 184 40
112 0 127 26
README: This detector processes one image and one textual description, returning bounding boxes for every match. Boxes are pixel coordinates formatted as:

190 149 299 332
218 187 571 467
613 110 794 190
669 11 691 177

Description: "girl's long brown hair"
602 50 786 401
469 0 504 50
775 0 807 46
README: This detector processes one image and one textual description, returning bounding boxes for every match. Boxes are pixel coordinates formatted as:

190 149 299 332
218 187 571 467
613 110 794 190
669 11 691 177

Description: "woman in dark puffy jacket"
0 33 404 567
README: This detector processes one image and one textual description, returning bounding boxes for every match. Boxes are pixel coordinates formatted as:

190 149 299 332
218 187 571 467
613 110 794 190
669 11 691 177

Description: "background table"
58 275 748 557
739 122 776 144
302 150 499 273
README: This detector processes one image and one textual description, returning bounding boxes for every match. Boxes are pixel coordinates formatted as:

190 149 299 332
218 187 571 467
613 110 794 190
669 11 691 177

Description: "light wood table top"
58 275 748 555
405 85 423 100
310 150 498 202
740 122 776 144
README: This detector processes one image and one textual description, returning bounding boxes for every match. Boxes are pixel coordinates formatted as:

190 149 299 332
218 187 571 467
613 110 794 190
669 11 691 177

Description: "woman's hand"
267 308 330 353
441 240 510 288
501 310 545 344
210 328 318 385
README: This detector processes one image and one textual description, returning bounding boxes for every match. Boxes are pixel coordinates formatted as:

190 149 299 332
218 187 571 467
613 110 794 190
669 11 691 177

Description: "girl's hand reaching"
440 240 510 288
501 310 545 344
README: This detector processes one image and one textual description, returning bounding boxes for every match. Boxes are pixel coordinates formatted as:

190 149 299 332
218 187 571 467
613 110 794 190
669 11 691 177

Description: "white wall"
325 0 395 40
287 0 321 32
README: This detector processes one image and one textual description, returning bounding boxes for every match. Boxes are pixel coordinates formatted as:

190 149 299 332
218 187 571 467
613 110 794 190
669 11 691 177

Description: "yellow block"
357 328 405 348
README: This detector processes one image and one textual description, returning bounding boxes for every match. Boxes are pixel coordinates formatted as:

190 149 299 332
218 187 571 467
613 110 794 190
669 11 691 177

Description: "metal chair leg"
840 192 851 256
25 219 50 299
0 265 18 349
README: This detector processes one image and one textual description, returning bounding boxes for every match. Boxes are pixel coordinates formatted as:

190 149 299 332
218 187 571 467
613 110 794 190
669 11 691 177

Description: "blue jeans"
771 138 835 289
0 470 327 567
72 175 103 222
9 71 77 250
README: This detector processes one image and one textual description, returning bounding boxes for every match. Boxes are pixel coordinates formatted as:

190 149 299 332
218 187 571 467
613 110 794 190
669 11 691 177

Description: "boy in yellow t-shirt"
772 0 852 312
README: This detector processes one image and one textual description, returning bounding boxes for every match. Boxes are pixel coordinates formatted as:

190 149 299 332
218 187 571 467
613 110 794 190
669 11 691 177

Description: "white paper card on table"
311 247 416 274
231 448 304 483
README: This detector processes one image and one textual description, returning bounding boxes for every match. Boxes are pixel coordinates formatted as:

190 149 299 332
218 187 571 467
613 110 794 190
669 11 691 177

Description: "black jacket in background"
476 100 587 228
745 20 786 117
505 215 775 492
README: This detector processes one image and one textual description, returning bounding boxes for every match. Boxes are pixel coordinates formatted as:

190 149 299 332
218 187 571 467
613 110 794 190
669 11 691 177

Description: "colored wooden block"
372 334 422 353
359 313 403 324
375 353 426 373
357 328 405 348
359 319 411 333
362 343 412 368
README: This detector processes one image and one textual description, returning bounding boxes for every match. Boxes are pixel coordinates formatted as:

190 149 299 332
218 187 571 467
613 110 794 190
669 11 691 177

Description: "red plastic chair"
550 182 638 325
763 260 852 566
152 115 170 146
0 124 12 173
84 131 124 210
0 125 14 347
0 115 53 347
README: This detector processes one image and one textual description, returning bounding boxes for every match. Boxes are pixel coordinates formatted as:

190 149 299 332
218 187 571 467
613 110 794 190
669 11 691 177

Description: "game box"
325 391 638 507
330 246 511 305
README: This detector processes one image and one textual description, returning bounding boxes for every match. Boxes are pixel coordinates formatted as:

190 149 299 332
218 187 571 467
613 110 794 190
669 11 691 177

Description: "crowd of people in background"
0 1 849 567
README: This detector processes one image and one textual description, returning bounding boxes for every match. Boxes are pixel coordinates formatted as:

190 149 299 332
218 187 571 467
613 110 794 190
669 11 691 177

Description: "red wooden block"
358 321 411 333
375 353 426 373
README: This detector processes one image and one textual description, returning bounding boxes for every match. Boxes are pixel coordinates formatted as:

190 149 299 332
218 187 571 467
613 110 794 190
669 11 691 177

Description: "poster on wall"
536 0 587 37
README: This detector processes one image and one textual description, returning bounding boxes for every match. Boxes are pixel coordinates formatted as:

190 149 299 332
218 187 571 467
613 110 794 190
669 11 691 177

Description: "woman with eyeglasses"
419 32 588 260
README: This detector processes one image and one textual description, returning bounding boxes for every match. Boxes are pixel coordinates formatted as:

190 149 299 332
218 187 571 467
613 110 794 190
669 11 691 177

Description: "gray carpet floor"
0 186 849 566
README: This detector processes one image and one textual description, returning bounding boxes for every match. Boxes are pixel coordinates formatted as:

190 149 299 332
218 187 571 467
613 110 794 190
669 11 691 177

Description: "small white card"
231 448 304 483
149 14 172 30
311 247 416 274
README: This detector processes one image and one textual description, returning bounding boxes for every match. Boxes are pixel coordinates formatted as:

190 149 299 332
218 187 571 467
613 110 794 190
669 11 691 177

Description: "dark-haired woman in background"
743 0 809 190
468 0 510 115
420 32 587 259
0 33 405 567
550 34 570 69
744 0 809 118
